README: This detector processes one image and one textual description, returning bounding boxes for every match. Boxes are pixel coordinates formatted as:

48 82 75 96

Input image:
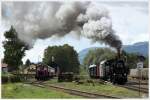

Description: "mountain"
122 42 148 56
78 41 148 64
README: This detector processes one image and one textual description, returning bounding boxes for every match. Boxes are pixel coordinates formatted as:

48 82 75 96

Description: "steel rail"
25 81 120 99
116 84 148 93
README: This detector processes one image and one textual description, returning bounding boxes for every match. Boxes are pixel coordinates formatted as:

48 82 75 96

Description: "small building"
1 59 8 73
23 64 36 74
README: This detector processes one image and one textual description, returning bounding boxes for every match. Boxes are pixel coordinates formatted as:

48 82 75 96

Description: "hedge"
2 73 21 84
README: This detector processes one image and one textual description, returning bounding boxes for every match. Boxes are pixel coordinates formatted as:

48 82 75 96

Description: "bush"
2 76 9 84
10 75 21 83
58 72 74 82
2 73 21 83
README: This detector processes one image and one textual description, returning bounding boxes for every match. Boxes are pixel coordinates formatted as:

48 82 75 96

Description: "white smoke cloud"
2 1 122 49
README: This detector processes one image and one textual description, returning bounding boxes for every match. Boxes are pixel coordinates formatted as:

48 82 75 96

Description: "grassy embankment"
2 83 83 98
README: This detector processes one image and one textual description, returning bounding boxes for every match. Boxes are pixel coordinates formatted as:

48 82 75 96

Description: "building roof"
89 64 96 68
1 63 8 68
1 59 8 68
100 60 106 65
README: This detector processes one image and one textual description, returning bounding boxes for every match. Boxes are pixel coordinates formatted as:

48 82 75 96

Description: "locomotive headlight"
113 73 116 75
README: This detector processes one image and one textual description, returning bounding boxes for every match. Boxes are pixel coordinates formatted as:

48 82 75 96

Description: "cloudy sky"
0 0 149 63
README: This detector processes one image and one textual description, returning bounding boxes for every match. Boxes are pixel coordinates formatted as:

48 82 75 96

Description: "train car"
129 68 148 80
89 59 128 85
89 64 98 78
35 63 55 80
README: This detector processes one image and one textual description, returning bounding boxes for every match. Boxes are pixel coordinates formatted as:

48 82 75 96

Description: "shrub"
2 75 9 84
2 73 21 83
10 75 21 83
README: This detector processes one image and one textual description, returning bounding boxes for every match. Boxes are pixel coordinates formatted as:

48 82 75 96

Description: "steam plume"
2 1 122 49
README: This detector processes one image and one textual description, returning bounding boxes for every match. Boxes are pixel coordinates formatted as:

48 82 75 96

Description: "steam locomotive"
89 49 129 85
89 59 128 84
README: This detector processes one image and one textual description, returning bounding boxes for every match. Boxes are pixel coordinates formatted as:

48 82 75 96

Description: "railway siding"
116 80 149 94
30 81 120 98
27 79 145 98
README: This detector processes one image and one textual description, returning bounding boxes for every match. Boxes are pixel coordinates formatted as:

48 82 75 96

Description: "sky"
0 0 149 63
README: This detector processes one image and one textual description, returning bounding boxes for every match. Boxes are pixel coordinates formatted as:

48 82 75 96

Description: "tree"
25 59 31 67
3 26 28 72
43 44 80 74
63 44 80 73
121 50 148 68
83 48 115 67
144 57 148 68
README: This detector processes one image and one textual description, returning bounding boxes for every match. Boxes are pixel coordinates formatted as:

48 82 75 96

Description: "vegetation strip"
27 81 120 99
2 83 83 98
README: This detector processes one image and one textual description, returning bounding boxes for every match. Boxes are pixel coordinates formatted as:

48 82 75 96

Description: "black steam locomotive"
89 59 128 85
89 48 129 85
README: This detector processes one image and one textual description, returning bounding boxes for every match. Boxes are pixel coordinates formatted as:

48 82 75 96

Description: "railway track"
25 81 120 99
128 80 148 85
117 84 148 93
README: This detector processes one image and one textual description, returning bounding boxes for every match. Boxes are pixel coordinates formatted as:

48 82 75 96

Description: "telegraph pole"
137 55 145 97
138 68 141 96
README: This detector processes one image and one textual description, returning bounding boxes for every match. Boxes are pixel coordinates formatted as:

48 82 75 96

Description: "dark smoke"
2 1 122 50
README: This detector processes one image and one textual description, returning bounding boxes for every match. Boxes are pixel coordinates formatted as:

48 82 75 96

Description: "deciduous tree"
3 26 28 72
43 44 80 73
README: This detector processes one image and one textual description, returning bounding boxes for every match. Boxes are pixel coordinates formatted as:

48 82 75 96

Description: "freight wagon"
129 68 148 80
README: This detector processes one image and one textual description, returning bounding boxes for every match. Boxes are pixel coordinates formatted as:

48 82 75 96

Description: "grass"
46 79 143 98
2 83 83 98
